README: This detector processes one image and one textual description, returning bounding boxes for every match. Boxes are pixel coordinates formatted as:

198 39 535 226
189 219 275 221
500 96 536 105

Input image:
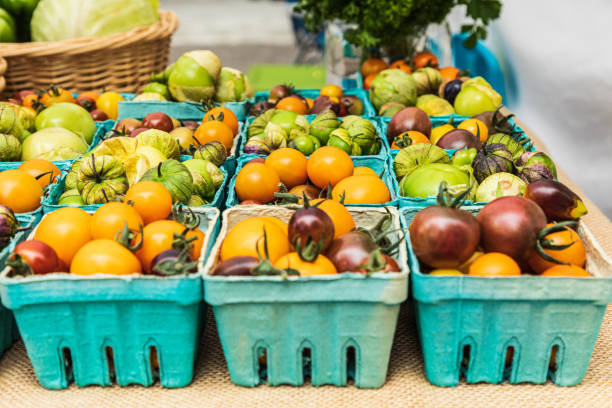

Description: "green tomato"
289 134 320 156
57 189 86 206
143 82 171 100
269 110 298 135
21 127 88 161
35 102 97 144
168 51 221 102
451 148 478 167
0 7 16 42
400 163 471 198
454 79 502 117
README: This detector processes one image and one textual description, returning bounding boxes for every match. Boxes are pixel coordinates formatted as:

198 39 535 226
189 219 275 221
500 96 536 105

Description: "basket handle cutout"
256 346 268 384
149 346 160 384
345 346 357 385
105 346 117 384
61 347 74 385
301 347 312 384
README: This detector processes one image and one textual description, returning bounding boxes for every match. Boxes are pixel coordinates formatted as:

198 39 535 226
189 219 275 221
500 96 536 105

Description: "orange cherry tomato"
34 207 92 266
265 148 308 189
203 107 239 136
307 146 354 189
274 252 337 276
392 131 430 149
353 166 378 177
389 60 412 74
18 159 61 187
331 175 390 205
124 181 173 225
320 84 343 99
136 220 202 273
310 198 355 238
412 51 439 69
220 217 290 263
0 170 43 213
541 264 590 277
429 269 464 276
458 119 489 143
363 73 378 90
235 163 281 203
21 93 39 110
194 120 234 153
77 91 101 102
91 202 144 241
276 96 309 115
528 224 586 274
468 252 521 276
288 184 321 204
439 67 460 82
71 239 142 276
361 58 388 78
39 86 75 107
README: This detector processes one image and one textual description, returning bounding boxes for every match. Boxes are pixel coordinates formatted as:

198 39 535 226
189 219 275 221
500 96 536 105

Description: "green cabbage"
31 0 160 42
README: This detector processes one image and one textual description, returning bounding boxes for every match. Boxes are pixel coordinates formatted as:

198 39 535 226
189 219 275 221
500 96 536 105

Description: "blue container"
203 206 408 388
0 212 41 358
118 94 252 121
226 155 398 208
0 207 220 389
400 206 612 387
238 115 387 162
250 89 376 118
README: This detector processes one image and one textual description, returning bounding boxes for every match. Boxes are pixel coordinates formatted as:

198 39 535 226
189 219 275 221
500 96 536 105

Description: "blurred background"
167 0 612 217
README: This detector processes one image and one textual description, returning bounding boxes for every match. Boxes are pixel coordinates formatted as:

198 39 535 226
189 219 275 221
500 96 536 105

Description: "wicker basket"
0 10 178 98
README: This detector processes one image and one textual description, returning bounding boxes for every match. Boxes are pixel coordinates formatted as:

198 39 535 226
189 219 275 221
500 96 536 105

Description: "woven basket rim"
0 10 179 58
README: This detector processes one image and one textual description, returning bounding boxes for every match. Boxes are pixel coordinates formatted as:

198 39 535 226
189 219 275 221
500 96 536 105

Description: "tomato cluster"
12 85 125 121
234 146 390 206
8 181 205 277
361 52 444 90
214 201 401 277
410 193 589 278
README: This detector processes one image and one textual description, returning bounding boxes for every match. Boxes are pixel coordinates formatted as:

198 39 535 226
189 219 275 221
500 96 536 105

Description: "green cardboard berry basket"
203 205 408 388
0 207 220 389
118 94 253 121
0 211 41 359
400 205 612 386
225 155 399 208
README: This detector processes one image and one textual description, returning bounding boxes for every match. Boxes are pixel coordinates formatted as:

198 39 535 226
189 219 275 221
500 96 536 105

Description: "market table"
0 116 611 408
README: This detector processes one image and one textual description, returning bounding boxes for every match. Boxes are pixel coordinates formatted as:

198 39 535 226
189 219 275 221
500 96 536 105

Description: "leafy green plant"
294 0 502 50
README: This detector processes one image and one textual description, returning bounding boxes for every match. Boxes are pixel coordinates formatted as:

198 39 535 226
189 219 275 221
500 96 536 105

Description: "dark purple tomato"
523 179 587 221
268 84 293 104
213 256 259 276
387 107 431 143
409 206 480 269
441 79 463 105
436 129 481 150
325 230 378 273
150 248 197 276
477 196 547 264
310 95 341 116
76 96 96 111
7 240 61 276
288 206 335 258
0 205 18 249
90 109 109 121
142 112 174 132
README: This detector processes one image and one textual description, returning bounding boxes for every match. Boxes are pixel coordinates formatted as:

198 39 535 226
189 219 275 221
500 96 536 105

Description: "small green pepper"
451 147 478 167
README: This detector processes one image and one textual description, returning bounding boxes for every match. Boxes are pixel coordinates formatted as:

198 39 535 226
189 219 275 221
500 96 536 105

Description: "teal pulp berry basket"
41 159 230 213
117 94 253 121
0 211 42 358
203 206 408 388
225 155 398 208
384 115 536 208
399 206 612 387
250 89 376 118
0 207 220 389
238 115 387 162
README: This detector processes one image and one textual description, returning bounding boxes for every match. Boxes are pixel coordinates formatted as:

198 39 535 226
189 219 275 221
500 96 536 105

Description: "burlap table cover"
1 116 611 407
